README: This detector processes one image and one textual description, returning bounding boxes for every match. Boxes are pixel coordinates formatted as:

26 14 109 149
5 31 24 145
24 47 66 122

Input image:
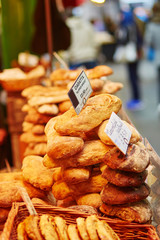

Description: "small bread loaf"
103 142 150 173
75 193 102 209
100 183 150 205
55 94 122 138
62 167 91 184
22 155 57 191
47 140 112 168
45 117 84 160
99 200 152 223
97 119 140 145
102 166 148 187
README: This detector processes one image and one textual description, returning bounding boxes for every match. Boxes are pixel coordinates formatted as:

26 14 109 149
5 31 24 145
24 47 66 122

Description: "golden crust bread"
67 224 81 240
22 155 56 191
102 81 123 94
68 69 82 80
52 181 73 200
48 140 112 168
37 104 59 115
0 172 23 182
76 193 102 209
21 85 47 98
45 117 84 159
102 166 148 187
22 104 30 112
87 65 113 79
54 216 69 240
52 174 107 200
67 79 104 92
50 69 69 81
86 215 99 240
97 120 141 145
20 132 47 143
22 85 67 98
58 100 72 113
43 158 62 182
24 143 47 156
103 142 150 173
47 135 84 160
39 214 59 240
25 111 52 124
99 200 152 223
69 205 99 215
0 180 46 207
54 94 122 138
22 180 46 200
100 182 150 205
17 221 29 240
70 174 108 196
96 218 120 240
62 167 91 184
22 121 34 132
28 95 69 107
24 215 43 240
43 154 59 168
76 217 90 240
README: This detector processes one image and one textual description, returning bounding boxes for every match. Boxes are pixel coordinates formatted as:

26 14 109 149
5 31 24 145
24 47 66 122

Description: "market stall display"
20 65 123 158
0 64 159 239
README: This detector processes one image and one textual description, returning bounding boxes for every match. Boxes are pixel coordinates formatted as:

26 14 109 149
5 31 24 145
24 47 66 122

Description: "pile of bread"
0 159 59 229
0 93 154 233
20 65 123 157
16 214 120 240
40 93 152 224
49 65 123 92
20 85 69 157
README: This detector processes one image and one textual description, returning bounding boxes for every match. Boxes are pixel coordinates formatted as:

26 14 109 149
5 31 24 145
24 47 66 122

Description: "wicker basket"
0 65 45 92
0 77 43 92
1 202 159 240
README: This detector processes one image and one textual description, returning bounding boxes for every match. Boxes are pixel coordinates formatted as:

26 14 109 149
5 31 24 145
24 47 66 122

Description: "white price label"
104 112 132 154
68 70 93 115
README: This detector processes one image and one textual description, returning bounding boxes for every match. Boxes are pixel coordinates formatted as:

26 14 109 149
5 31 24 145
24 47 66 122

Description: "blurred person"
64 10 99 69
115 4 144 111
144 2 160 112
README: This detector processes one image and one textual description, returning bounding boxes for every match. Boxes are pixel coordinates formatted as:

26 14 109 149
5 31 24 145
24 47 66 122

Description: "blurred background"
0 0 160 168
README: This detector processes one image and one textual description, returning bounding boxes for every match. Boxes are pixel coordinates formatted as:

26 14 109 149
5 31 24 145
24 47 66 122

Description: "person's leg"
126 61 144 110
127 61 140 100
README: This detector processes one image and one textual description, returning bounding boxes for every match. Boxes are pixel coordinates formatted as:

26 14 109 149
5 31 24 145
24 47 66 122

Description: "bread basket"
0 66 45 92
1 202 159 240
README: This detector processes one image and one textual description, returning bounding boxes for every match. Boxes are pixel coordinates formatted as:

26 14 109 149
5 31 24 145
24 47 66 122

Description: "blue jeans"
69 61 97 70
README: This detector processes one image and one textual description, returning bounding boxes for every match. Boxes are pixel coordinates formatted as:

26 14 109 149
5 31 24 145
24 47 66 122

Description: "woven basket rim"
1 202 159 240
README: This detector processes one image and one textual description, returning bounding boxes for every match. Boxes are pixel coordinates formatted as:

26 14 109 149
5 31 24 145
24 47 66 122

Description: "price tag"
104 112 132 154
68 70 93 115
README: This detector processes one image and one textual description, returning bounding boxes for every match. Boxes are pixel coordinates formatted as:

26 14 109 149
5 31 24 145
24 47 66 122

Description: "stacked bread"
20 85 69 157
20 65 123 157
0 165 58 230
99 132 152 223
49 65 123 95
43 94 122 208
